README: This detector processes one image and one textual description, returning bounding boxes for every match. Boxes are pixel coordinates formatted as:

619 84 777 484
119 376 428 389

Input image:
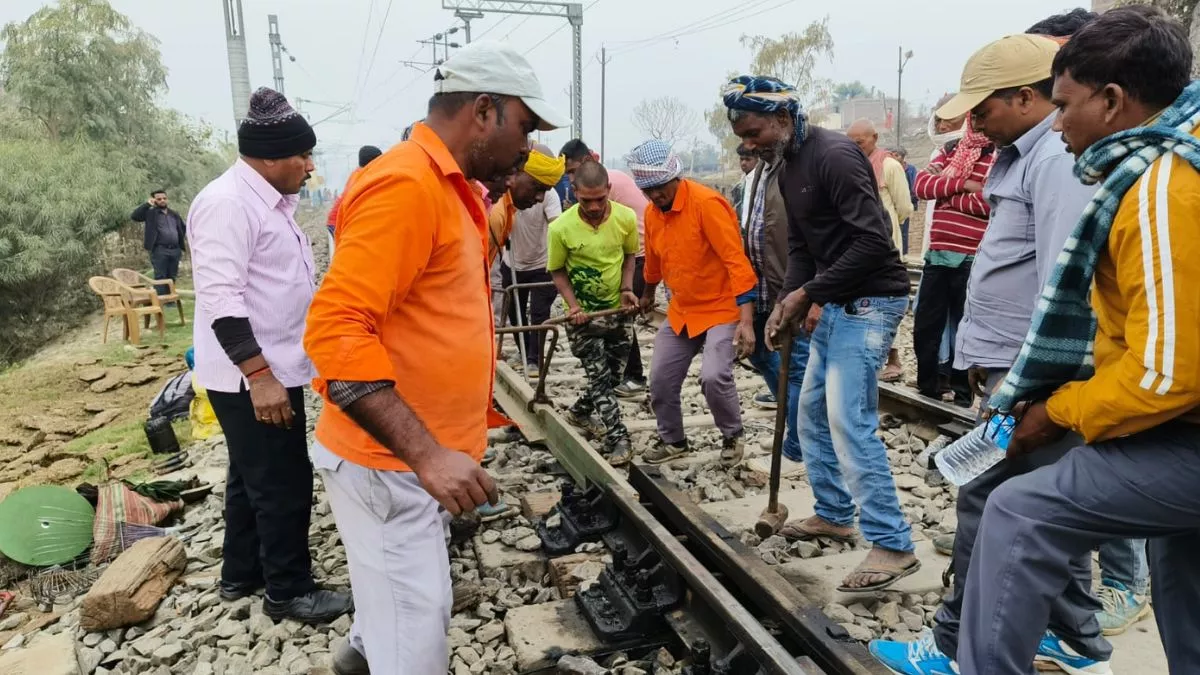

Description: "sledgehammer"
755 329 793 538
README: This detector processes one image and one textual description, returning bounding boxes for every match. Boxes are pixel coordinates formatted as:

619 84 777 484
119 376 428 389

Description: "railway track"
488 301 973 675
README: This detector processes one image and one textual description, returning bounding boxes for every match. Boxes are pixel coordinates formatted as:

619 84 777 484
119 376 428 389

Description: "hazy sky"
4 0 1087 187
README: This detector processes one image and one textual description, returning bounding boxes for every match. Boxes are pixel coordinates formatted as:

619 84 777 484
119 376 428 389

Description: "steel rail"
628 465 889 675
491 361 882 674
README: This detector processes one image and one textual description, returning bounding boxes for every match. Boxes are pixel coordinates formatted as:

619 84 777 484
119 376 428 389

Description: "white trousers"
312 442 451 675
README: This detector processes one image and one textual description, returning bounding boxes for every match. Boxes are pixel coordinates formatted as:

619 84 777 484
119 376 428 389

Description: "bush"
0 138 149 364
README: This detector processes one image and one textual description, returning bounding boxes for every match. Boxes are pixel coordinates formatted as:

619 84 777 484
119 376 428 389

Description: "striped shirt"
745 168 770 313
914 143 995 258
187 159 317 393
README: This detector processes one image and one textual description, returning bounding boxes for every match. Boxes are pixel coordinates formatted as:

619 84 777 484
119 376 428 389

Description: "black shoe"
219 579 265 602
264 588 354 624
332 641 371 675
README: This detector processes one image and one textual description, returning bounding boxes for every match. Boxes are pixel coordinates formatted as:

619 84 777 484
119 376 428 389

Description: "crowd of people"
175 5 1200 673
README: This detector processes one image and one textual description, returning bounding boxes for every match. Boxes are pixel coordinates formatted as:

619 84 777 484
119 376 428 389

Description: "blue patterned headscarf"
722 75 808 148
624 139 684 189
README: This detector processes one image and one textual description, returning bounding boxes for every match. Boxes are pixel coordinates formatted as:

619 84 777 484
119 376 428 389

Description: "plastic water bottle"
934 414 1017 486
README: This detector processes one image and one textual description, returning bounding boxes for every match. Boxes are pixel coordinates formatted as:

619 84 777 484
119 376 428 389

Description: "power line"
521 0 602 57
610 0 796 57
350 0 378 102
499 15 534 42
473 14 513 40
358 0 397 99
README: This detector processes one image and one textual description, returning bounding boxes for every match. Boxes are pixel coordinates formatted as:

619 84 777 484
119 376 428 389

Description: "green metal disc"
0 485 95 566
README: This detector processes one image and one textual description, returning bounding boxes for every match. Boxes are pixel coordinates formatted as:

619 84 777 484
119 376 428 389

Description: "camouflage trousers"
567 315 633 449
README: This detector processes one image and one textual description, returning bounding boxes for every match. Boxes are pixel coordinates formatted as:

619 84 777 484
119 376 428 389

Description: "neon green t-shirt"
547 201 640 312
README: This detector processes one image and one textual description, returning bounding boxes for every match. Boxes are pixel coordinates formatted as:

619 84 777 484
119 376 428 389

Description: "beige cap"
936 34 1061 120
433 40 570 132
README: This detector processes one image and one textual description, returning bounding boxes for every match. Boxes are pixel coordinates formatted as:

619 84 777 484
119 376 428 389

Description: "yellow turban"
523 149 565 187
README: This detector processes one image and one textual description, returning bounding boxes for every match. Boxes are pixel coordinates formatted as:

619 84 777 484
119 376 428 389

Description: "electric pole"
897 46 913 146
441 1 585 139
222 0 252 124
598 46 611 159
268 14 285 95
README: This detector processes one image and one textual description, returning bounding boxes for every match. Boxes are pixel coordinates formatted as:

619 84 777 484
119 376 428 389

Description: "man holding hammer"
728 75 918 592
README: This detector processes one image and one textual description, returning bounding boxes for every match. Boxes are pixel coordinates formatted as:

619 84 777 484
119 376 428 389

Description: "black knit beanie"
238 87 317 160
358 145 383 167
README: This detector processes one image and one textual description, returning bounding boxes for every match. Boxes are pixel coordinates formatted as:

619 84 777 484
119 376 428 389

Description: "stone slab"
505 599 605 671
473 536 546 580
699 487 817 533
625 408 773 433
776 540 947 607
0 633 80 675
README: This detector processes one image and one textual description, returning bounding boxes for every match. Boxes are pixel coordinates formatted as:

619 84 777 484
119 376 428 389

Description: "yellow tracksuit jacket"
1046 148 1200 442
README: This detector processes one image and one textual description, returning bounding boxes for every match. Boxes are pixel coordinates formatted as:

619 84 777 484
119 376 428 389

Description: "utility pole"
268 14 285 95
598 45 611 159
896 46 913 146
441 1 585 139
221 0 252 124
455 9 484 42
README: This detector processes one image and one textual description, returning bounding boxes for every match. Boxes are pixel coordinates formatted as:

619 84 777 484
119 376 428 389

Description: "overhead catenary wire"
606 0 774 49
609 0 797 57
521 0 603 57
357 0 397 101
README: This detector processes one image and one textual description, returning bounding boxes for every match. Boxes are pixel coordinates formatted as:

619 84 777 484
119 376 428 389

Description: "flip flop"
836 558 922 593
778 518 857 544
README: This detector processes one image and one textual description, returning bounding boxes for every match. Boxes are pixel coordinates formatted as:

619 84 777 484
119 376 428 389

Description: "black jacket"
778 126 909 306
132 203 187 253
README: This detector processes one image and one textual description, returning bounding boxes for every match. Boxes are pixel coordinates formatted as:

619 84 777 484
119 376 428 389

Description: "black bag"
148 371 194 421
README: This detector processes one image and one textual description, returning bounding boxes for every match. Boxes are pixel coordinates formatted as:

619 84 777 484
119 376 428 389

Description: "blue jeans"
748 312 811 462
1099 538 1149 595
798 296 913 552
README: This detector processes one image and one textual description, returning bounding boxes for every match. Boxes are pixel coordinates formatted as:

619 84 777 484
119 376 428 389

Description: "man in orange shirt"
627 139 759 466
303 42 568 675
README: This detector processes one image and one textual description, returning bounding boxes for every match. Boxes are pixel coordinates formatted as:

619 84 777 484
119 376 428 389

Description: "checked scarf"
722 75 809 149
989 81 1200 412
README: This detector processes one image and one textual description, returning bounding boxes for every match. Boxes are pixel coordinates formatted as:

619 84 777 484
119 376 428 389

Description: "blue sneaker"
869 630 958 675
1097 578 1151 636
1035 632 1113 675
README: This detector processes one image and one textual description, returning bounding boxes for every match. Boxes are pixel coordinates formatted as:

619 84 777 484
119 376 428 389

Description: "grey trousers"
934 370 1110 661
960 421 1200 674
311 442 453 674
649 320 742 444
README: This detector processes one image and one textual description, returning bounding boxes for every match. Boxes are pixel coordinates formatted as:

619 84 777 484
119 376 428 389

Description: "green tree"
740 18 835 103
833 80 873 102
0 0 167 142
0 0 228 364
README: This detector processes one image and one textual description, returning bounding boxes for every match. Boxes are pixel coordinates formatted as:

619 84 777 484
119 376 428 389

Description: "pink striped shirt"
187 159 317 393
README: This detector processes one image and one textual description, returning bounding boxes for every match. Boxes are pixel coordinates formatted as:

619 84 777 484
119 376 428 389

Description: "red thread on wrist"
246 366 271 380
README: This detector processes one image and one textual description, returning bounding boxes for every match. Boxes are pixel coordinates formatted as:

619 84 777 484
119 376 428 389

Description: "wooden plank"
520 490 561 520
80 537 186 632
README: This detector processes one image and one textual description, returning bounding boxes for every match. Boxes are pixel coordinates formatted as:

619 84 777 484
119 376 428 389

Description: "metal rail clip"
575 539 684 642
535 482 620 555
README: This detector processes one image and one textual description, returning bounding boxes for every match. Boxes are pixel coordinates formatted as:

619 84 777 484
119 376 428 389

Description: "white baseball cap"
433 40 571 131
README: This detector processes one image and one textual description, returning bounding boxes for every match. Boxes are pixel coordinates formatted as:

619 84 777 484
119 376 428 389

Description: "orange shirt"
487 192 517 265
328 166 366 232
643 179 758 336
304 123 495 471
